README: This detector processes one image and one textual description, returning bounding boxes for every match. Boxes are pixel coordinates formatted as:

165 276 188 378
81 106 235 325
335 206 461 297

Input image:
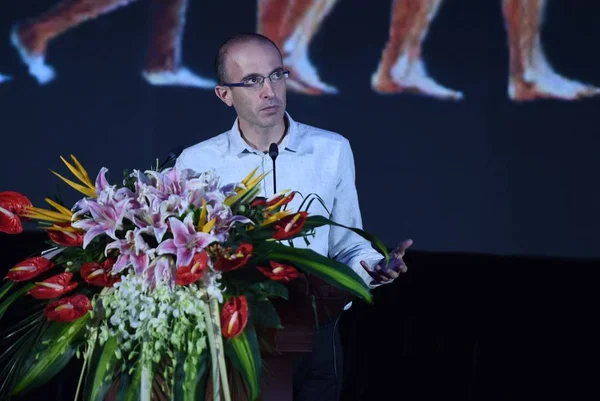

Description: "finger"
395 239 413 258
383 269 400 279
360 260 379 280
376 267 396 280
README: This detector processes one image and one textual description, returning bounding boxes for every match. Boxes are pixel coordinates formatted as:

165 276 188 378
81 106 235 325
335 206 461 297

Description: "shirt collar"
228 111 299 155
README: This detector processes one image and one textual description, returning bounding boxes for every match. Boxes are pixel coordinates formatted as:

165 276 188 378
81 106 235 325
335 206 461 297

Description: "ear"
215 85 233 107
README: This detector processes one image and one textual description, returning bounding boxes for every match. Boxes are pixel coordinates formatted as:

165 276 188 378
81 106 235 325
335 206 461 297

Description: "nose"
260 79 275 99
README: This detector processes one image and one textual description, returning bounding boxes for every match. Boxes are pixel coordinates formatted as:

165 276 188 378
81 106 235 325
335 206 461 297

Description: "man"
175 33 412 400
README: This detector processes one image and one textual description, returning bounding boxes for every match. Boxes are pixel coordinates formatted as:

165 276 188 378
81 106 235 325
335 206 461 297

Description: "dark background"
1 1 600 400
1 0 599 259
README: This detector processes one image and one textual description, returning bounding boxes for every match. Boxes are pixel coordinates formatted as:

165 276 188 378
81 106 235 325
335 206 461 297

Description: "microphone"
268 143 279 194
158 152 177 170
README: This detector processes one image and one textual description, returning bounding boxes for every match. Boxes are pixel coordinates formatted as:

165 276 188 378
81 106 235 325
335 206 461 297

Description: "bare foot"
11 25 55 85
509 54 600 101
372 56 462 100
142 67 216 88
283 52 338 95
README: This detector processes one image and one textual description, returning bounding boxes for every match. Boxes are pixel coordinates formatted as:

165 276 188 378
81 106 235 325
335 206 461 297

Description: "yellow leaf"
68 154 94 188
50 170 96 198
44 198 73 217
241 166 260 186
21 213 70 223
197 198 207 231
202 217 216 233
60 156 94 190
260 210 293 227
25 207 72 221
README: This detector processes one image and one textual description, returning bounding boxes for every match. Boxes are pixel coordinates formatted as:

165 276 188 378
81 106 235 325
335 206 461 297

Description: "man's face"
217 40 287 129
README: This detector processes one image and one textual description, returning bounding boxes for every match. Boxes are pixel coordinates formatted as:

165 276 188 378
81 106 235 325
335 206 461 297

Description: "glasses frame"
221 68 290 89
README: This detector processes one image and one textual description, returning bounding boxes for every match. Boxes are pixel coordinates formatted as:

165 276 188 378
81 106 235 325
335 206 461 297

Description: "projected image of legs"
142 0 215 88
371 0 463 100
258 0 338 95
0 74 11 84
10 0 214 88
503 0 600 101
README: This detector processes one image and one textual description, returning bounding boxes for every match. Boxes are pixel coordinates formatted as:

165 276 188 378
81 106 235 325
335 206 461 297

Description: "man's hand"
360 239 413 285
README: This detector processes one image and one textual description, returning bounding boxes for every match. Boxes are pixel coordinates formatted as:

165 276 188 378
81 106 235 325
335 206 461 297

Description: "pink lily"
143 255 176 291
105 228 155 275
157 212 217 268
206 203 254 242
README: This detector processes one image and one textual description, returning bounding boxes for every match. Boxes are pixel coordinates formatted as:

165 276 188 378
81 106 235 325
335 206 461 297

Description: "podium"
257 276 351 401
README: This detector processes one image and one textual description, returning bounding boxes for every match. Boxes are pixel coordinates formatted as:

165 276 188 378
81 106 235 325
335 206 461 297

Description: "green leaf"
247 281 288 301
115 364 142 401
83 336 118 401
225 325 261 401
173 349 209 401
0 281 14 301
249 300 282 329
12 313 90 395
304 215 391 263
0 283 34 320
255 242 373 304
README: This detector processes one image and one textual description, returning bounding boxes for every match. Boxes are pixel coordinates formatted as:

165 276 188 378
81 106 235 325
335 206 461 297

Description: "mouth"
261 105 279 112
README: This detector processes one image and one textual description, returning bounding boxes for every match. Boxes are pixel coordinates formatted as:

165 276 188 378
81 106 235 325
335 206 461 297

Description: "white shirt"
175 112 384 288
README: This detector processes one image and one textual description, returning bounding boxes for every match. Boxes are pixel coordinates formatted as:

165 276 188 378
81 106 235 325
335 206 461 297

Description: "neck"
239 117 287 152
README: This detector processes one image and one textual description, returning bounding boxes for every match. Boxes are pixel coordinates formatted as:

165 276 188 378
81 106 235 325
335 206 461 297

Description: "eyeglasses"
221 68 290 90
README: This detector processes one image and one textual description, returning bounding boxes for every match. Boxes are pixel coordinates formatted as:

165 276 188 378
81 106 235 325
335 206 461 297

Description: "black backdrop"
1 0 600 259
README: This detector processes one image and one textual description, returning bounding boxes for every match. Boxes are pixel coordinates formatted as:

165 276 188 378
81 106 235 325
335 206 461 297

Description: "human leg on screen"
503 0 600 101
142 0 215 88
257 0 339 95
0 74 11 84
11 0 139 84
371 0 463 100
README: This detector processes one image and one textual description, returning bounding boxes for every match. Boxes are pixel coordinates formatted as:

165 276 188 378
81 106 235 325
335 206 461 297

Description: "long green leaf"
0 281 14 301
173 349 209 401
0 284 34 320
83 336 118 401
115 364 142 401
304 215 391 263
255 242 373 303
12 313 90 395
224 325 261 401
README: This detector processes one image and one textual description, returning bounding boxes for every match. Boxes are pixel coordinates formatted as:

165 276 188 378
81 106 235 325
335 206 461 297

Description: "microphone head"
268 143 279 159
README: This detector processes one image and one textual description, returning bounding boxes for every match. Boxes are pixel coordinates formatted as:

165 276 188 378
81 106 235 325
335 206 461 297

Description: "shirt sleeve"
327 138 385 288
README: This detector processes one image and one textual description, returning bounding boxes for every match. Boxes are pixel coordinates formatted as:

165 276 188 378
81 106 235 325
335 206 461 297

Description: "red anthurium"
28 272 78 299
80 259 120 287
6 256 54 282
176 252 209 286
44 294 92 322
250 198 267 207
252 192 295 209
213 243 253 272
47 224 84 247
0 191 32 214
272 212 308 240
0 191 32 234
257 261 301 283
266 192 295 208
220 296 249 339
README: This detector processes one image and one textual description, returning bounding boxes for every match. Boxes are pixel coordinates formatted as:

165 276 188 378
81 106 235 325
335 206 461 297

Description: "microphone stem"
272 157 277 194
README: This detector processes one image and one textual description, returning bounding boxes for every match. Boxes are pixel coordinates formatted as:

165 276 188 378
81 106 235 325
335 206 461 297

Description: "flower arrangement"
0 155 390 401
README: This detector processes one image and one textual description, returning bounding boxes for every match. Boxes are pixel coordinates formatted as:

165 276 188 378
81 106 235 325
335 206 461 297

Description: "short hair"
214 33 282 84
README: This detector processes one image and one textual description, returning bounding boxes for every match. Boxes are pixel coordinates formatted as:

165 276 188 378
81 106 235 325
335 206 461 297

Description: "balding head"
215 33 282 84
